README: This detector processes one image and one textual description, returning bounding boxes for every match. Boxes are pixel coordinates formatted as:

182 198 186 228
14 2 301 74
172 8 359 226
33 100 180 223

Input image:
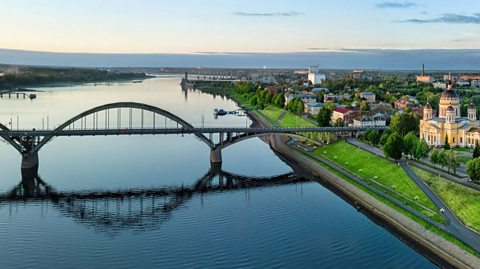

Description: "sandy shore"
248 110 480 269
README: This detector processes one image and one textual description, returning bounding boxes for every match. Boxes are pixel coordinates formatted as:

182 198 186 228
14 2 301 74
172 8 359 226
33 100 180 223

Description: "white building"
285 93 317 106
360 92 376 103
308 65 326 85
353 114 387 128
305 102 324 116
472 80 480 88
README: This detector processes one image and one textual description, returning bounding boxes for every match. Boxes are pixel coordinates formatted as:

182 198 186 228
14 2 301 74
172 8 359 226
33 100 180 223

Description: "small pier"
0 90 37 100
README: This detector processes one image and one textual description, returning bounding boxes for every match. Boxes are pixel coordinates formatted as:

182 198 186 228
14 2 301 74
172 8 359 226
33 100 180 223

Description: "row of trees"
430 149 460 174
382 131 430 161
285 97 304 115
250 90 286 109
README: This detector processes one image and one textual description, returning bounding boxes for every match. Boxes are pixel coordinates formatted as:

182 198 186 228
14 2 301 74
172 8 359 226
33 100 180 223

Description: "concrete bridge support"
21 151 39 197
210 147 222 163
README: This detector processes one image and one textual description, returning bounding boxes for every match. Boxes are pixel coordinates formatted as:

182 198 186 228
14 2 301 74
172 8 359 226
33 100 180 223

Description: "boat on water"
213 108 227 116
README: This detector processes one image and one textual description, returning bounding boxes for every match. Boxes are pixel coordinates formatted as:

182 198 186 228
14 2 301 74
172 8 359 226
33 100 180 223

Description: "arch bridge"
0 102 385 165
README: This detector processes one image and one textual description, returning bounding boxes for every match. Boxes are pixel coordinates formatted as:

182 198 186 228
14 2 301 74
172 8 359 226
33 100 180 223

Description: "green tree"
414 139 430 160
366 130 381 145
446 150 460 174
316 107 332 127
473 144 480 159
430 148 439 167
379 128 392 146
390 112 420 136
403 132 419 159
467 158 480 183
359 101 370 111
438 150 448 170
250 96 258 106
383 132 404 160
444 135 450 150
295 100 304 115
272 94 285 108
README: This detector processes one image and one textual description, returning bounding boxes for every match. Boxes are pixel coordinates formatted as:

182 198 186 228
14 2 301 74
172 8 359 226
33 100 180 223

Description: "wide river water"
0 76 437 268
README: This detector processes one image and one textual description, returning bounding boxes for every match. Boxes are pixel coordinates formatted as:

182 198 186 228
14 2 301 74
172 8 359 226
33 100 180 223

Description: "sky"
1 0 480 53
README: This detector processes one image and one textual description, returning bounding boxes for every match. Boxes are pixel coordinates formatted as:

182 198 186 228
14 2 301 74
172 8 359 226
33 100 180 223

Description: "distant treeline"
0 67 149 89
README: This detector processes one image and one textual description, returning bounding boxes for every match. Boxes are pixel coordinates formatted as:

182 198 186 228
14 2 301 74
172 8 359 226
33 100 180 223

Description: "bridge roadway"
0 126 385 137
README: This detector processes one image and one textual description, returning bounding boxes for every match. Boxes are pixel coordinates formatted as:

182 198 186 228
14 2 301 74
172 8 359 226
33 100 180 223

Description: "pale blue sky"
1 0 479 53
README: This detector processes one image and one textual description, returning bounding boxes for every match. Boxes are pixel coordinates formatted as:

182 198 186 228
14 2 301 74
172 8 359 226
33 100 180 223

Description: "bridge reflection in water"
1 165 306 233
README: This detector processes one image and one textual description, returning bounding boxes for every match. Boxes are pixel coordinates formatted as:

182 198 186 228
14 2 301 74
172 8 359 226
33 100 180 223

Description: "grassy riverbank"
312 141 441 221
411 166 480 233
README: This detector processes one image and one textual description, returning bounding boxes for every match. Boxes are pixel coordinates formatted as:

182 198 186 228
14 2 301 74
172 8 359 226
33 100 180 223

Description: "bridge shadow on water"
0 164 308 234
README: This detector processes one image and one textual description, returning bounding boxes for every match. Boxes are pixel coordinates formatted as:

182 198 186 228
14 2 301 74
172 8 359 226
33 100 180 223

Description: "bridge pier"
21 151 39 197
210 147 222 163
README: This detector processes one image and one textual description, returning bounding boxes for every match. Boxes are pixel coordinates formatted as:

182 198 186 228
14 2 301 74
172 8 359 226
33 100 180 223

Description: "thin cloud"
233 11 304 17
398 13 480 24
306 48 369 54
376 2 417 8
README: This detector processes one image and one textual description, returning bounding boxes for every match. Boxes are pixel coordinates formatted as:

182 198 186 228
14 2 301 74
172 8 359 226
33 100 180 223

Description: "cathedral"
419 82 480 147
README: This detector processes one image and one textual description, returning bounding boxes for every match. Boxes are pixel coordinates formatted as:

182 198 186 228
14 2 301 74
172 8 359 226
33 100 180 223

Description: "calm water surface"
0 77 437 268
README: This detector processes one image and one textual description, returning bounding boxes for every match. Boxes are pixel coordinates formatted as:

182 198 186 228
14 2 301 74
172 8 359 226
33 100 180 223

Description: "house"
324 93 350 102
305 102 324 116
394 95 419 110
311 87 329 93
360 92 376 103
353 113 387 128
331 108 353 124
285 93 317 105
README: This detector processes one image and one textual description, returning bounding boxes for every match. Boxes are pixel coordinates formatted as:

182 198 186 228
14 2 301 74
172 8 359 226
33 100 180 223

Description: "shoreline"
247 109 480 269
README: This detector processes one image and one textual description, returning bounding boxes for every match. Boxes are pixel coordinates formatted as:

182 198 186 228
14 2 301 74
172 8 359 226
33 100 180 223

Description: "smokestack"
422 64 425 76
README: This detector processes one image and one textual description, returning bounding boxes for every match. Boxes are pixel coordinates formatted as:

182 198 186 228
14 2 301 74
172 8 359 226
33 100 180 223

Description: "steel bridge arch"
0 123 23 152
33 102 214 152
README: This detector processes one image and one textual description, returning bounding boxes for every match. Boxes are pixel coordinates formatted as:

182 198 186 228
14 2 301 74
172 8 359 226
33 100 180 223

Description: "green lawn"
312 141 438 214
260 105 316 128
411 166 480 233
458 155 472 165
453 147 473 153
261 105 285 121
278 112 316 127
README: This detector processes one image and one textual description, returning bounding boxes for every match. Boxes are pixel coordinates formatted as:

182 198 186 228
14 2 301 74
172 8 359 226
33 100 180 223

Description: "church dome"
446 105 455 112
424 103 432 110
469 103 476 110
440 81 459 100
441 89 458 100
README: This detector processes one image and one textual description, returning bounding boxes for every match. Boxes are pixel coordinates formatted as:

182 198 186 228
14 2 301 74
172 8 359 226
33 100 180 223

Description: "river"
0 76 437 268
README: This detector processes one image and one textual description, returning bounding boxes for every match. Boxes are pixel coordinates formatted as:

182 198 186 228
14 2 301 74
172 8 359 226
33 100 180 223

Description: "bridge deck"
0 126 385 137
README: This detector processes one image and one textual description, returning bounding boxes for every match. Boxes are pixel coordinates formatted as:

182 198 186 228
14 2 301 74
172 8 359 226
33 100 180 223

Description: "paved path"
346 138 480 250
277 111 287 122
401 162 480 251
409 162 480 191
300 114 318 125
